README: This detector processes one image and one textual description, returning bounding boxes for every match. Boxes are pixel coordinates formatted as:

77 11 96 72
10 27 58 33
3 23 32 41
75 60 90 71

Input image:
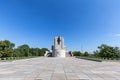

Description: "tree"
17 44 30 57
73 51 82 56
0 40 50 58
0 40 15 58
93 50 99 57
30 48 40 56
10 43 15 49
0 51 3 58
40 48 49 56
95 44 120 60
83 51 90 57
5 49 14 57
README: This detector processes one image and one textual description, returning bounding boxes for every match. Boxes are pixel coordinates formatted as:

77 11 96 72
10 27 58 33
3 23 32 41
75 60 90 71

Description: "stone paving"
0 57 120 80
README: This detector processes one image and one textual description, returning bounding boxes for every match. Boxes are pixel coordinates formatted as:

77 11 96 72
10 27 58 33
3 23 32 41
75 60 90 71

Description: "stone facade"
52 36 67 57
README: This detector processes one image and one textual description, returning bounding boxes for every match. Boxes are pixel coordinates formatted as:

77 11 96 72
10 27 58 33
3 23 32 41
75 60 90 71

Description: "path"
0 57 120 80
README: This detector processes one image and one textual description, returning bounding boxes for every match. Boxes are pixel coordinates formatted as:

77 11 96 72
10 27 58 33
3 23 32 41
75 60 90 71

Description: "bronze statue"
57 36 61 45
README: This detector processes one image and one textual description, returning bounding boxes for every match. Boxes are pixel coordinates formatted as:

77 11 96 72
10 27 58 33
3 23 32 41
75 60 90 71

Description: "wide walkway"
0 57 120 80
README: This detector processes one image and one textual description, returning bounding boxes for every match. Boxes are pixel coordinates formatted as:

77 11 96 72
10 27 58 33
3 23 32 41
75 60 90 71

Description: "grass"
76 56 104 62
0 56 40 62
76 56 120 62
82 57 103 62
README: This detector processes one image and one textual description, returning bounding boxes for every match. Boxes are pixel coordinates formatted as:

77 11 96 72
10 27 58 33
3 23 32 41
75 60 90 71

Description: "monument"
44 36 73 57
51 36 67 57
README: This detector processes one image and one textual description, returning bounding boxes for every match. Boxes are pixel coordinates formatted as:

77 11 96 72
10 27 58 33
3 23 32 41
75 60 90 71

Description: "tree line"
1 40 120 60
73 44 120 60
0 40 49 59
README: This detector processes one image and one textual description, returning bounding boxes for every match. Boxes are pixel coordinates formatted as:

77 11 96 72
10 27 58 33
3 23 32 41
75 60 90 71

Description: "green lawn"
76 56 120 62
0 56 40 62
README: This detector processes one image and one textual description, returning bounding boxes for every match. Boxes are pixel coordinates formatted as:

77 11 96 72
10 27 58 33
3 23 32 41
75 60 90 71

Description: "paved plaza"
0 57 120 80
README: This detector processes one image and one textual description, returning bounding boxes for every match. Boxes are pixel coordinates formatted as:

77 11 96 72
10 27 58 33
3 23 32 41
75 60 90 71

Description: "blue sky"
0 0 120 52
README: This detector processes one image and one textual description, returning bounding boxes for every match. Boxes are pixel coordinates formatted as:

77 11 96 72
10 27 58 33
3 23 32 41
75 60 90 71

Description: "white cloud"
114 34 120 37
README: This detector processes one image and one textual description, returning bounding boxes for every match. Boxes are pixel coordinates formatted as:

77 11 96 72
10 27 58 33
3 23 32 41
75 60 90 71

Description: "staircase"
66 53 73 57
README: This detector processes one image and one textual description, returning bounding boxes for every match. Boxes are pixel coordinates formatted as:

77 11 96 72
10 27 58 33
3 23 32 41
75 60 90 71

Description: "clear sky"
0 0 120 52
